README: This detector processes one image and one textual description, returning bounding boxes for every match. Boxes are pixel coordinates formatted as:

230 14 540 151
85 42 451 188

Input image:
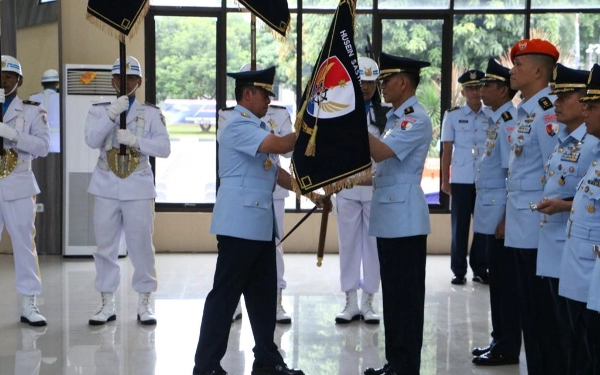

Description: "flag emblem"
307 56 355 119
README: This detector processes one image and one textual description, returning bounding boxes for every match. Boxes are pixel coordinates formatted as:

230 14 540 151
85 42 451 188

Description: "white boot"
335 290 360 323
21 326 47 351
89 292 116 326
137 293 157 325
232 301 242 322
361 292 380 324
21 295 47 327
276 288 291 324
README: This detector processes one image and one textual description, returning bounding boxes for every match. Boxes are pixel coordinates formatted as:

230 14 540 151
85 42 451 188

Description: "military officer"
193 66 313 375
30 69 60 153
471 58 521 366
85 56 171 326
0 55 50 327
560 63 600 374
334 56 386 325
218 63 294 325
506 38 561 375
441 69 489 285
362 52 432 375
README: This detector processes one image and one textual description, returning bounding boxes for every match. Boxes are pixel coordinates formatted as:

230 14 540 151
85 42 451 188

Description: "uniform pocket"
242 188 271 210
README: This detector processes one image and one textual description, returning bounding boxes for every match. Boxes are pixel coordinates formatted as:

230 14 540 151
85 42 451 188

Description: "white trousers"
274 198 286 289
93 196 157 293
0 194 41 296
335 196 380 294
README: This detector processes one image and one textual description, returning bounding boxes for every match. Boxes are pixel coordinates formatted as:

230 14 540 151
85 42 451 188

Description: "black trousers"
486 236 521 357
377 235 427 375
450 183 487 277
193 235 283 374
511 247 565 375
565 298 600 375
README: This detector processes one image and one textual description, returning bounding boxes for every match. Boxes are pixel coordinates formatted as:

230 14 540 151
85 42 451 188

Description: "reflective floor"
0 254 527 375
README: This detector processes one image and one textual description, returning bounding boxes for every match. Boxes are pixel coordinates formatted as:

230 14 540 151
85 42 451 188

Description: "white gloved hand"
0 89 5 104
116 129 139 148
0 122 18 142
107 95 129 121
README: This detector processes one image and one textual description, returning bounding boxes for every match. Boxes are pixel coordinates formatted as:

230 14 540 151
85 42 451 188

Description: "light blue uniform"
505 87 562 249
473 103 515 234
369 96 432 238
538 125 598 278
440 104 489 184
560 144 600 303
210 104 277 241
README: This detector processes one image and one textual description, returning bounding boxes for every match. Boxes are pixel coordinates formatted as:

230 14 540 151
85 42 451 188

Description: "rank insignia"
501 111 513 122
404 106 414 115
539 97 554 110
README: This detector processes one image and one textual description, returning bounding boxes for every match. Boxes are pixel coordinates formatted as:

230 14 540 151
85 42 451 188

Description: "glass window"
379 0 450 10
151 0 220 6
382 18 444 205
531 13 600 70
454 0 525 10
531 0 600 9
154 16 218 204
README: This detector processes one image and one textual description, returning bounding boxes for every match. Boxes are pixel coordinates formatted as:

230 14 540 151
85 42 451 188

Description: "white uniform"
335 102 381 294
0 97 50 295
85 100 170 293
218 105 292 289
30 89 59 152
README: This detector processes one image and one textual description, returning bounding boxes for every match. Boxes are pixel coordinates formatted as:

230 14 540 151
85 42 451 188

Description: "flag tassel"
305 124 318 156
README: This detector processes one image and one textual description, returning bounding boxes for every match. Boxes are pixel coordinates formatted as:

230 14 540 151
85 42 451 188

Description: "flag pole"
316 196 332 267
250 14 256 70
0 1 4 156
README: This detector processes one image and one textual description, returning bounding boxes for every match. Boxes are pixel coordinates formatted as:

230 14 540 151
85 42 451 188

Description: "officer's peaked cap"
549 63 589 95
480 58 510 83
227 66 276 97
458 69 484 88
580 64 600 103
377 52 430 80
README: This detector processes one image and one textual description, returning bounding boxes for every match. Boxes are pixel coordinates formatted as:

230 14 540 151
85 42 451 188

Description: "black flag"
291 0 371 196
238 0 291 37
86 0 149 41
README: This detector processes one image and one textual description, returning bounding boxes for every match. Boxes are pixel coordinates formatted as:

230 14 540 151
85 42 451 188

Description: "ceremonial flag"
291 0 371 196
238 0 291 37
86 0 149 41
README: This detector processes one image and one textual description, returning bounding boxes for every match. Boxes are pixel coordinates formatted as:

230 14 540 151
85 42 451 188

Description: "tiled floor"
0 253 527 375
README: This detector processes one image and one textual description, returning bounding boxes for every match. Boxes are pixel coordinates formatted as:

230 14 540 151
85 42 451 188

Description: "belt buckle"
593 245 600 258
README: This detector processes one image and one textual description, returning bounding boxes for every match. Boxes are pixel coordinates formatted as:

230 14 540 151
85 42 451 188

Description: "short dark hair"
400 72 420 88
495 81 518 100
234 85 257 102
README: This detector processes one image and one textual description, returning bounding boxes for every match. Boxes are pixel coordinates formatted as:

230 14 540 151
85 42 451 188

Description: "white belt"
13 159 32 173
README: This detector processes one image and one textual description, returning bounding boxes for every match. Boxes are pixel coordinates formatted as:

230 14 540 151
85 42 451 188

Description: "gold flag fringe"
290 161 372 199
85 2 150 43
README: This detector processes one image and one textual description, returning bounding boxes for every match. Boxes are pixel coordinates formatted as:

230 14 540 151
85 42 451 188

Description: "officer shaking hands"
85 56 171 327
0 55 50 326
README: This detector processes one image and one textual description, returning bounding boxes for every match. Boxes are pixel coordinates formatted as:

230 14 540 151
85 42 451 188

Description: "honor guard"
471 58 522 366
30 69 60 152
363 52 432 375
334 56 384 325
505 38 562 375
441 68 489 285
193 66 312 375
560 64 600 373
0 55 50 326
85 56 171 326
218 62 294 325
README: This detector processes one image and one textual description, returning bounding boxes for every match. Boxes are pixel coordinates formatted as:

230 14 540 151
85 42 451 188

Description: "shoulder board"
144 102 159 109
448 105 461 112
538 97 553 110
22 100 40 106
93 102 111 106
240 111 251 118
501 111 513 122
404 106 414 115
269 104 287 110
221 106 234 112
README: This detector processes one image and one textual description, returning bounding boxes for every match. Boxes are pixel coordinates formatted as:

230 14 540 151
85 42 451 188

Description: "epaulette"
93 102 111 106
221 106 234 111
22 100 40 106
240 112 251 118
501 111 513 122
404 106 414 115
448 105 461 112
538 97 553 110
144 102 159 109
270 104 287 110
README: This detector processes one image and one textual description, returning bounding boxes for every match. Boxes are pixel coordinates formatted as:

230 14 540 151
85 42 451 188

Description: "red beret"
510 39 559 63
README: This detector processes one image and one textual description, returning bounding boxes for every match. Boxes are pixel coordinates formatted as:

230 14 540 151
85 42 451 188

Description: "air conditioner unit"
62 64 126 257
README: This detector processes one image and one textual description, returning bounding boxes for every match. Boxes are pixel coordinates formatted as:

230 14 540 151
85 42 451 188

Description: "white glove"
116 129 139 148
0 89 5 104
0 122 18 142
107 95 129 121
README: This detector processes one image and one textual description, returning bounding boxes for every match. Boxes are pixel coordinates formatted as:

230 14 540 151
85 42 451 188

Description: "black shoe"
472 352 519 366
251 364 304 375
471 345 491 356
472 273 489 284
451 275 467 285
364 363 390 375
